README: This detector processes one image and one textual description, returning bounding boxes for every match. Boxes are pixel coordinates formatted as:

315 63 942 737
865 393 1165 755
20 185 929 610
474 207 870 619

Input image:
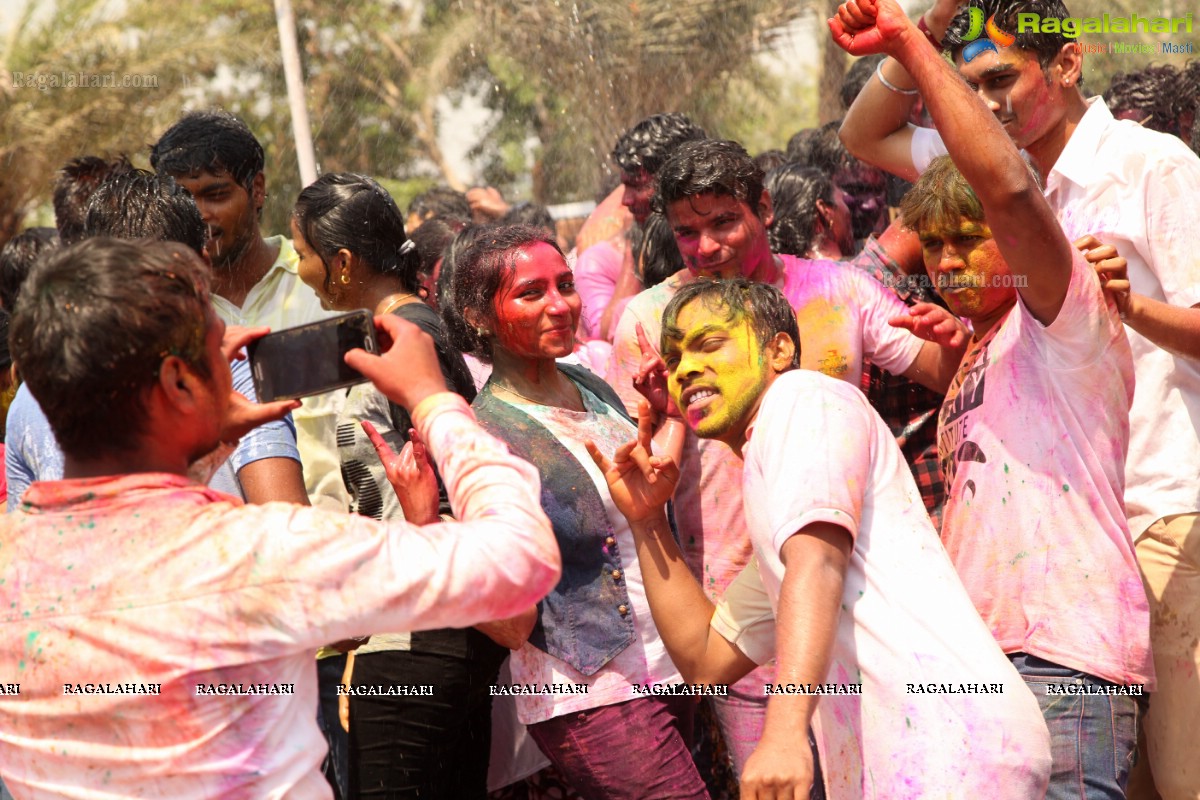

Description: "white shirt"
211 235 348 511
914 98 1200 532
0 395 558 799
713 371 1050 800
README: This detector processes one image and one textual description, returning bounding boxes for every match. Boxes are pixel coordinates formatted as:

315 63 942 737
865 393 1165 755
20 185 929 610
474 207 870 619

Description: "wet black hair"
440 224 561 363
634 213 685 289
500 201 556 237
0 227 59 312
661 278 801 369
1104 64 1187 137
407 186 471 226
764 164 837 258
83 169 207 256
751 149 790 175
943 0 1084 88
410 216 467 280
653 139 764 217
787 120 855 174
612 113 708 176
52 155 134 244
150 109 265 191
12 238 212 458
293 172 421 295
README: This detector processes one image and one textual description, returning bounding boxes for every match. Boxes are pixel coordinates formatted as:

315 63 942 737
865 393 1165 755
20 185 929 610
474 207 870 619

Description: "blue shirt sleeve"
226 357 299 474
5 383 65 512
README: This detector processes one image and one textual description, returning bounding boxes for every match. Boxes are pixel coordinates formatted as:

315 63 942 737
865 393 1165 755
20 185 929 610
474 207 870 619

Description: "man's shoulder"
267 235 298 270
615 270 691 339
758 370 867 431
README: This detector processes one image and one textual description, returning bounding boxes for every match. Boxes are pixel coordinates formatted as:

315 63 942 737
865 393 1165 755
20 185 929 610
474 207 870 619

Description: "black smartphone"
247 310 378 401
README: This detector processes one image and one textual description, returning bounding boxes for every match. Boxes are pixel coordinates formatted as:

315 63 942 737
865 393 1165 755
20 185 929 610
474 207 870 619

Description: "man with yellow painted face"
605 138 967 772
587 278 1050 799
831 0 1152 797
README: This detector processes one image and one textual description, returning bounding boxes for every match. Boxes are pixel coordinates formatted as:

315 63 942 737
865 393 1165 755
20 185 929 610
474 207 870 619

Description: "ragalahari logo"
960 8 1016 61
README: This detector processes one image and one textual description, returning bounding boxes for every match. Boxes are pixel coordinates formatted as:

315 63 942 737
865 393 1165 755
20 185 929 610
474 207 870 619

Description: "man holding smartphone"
0 238 560 799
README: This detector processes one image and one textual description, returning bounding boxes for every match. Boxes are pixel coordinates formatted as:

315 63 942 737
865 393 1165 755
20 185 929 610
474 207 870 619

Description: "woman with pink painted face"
442 224 706 800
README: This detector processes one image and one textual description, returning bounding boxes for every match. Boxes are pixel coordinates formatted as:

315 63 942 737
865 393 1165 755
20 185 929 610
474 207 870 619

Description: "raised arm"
840 0 961 180
832 0 1073 325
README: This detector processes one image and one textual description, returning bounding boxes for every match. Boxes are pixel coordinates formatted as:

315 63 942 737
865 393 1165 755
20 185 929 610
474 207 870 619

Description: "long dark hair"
764 164 836 258
293 173 421 294
440 224 561 363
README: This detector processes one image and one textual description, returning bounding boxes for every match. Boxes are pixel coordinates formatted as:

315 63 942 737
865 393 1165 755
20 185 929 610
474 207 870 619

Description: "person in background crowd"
407 186 472 232
575 113 707 341
633 212 684 291
1105 64 1190 138
411 216 468 310
292 172 510 800
763 164 854 261
51 154 133 244
786 122 888 246
0 228 58 313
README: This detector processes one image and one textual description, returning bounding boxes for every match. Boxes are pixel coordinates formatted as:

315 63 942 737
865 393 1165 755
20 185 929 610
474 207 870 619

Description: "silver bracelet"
875 60 920 96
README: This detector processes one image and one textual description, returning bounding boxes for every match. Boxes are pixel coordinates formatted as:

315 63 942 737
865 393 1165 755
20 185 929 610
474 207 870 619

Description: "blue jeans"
1010 653 1140 800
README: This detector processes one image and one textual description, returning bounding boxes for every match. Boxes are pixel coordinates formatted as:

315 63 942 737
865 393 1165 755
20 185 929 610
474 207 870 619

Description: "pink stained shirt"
937 249 1152 687
574 238 631 342
0 394 559 800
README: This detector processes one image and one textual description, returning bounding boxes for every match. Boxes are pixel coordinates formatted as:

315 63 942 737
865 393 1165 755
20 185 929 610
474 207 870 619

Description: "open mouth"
681 386 718 410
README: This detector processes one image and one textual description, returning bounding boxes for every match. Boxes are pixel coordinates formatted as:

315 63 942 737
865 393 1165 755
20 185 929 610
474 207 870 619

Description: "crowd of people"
1 0 1199 797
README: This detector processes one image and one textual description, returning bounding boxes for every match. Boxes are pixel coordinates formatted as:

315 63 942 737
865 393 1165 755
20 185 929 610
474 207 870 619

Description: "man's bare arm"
627 512 760 686
586 422 758 686
833 0 1073 326
840 1 961 179
238 457 310 505
741 523 852 799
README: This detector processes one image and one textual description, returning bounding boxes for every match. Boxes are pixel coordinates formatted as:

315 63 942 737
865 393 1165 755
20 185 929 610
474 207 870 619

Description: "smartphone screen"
248 310 378 401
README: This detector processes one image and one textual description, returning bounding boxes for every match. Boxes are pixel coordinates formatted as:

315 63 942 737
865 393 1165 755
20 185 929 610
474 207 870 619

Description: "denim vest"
473 364 636 676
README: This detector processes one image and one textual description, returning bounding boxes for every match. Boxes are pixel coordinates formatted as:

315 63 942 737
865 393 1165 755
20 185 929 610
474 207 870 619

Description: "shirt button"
605 537 616 546
618 604 629 616
611 569 622 580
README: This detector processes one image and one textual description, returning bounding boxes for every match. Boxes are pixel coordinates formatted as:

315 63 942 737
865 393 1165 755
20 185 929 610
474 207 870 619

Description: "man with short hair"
150 109 345 510
841 0 1200 794
5 168 307 509
606 137 965 772
0 237 559 799
51 155 133 245
574 113 707 341
589 278 1050 799
832 0 1154 795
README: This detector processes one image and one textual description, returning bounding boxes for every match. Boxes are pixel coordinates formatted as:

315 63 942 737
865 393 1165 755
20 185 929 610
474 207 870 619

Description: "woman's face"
291 216 345 311
489 241 580 361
